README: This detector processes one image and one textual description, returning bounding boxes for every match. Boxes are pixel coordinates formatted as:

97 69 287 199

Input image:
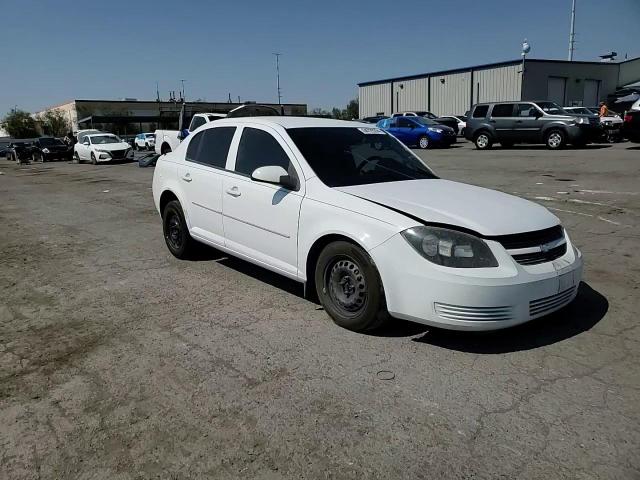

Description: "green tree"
345 98 359 120
1 109 38 138
38 110 70 137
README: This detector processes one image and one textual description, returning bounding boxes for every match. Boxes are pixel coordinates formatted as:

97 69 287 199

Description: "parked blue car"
376 116 456 149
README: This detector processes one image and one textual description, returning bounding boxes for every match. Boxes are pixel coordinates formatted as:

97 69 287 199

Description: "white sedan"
152 117 583 332
74 133 133 164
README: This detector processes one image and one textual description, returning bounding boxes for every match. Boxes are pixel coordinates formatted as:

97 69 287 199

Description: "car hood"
93 143 129 150
336 179 559 236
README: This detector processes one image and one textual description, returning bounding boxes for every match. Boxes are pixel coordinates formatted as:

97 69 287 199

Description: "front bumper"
369 232 583 331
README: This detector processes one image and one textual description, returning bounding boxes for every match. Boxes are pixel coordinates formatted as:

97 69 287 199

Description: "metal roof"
358 57 640 87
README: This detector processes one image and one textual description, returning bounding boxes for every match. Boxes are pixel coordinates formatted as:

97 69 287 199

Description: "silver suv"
464 101 601 150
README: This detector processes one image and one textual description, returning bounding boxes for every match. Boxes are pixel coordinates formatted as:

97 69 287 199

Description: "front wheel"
90 152 97 165
314 241 389 332
162 200 196 259
545 130 566 150
474 132 492 150
418 136 430 149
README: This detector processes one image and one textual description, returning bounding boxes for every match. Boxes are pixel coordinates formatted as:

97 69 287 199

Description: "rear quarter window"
472 105 489 118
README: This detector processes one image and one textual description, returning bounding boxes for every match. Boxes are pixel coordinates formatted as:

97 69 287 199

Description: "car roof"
87 133 118 137
207 116 370 129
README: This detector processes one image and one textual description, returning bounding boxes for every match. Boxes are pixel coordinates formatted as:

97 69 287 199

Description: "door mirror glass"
83 140 90 146
251 165 296 190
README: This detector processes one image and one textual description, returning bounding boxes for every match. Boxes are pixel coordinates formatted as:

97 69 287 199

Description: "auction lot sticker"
357 127 385 135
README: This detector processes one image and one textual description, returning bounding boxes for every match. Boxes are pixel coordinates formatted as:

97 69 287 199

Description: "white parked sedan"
152 117 583 332
74 133 133 164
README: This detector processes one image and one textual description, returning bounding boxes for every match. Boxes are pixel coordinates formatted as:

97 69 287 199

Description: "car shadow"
411 282 607 353
627 145 640 150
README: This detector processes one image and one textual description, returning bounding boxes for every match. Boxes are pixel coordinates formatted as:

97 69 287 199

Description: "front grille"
512 243 567 265
491 225 563 250
434 303 513 322
109 149 127 159
529 287 576 318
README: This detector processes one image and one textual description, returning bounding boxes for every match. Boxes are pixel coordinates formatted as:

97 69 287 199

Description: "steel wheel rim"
420 137 429 148
548 133 562 148
477 135 488 148
165 212 183 250
325 256 367 316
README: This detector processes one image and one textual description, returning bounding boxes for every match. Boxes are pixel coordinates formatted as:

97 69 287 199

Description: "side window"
196 127 235 168
235 127 294 178
472 105 489 118
398 118 414 128
190 116 206 131
491 104 515 117
515 103 537 117
185 131 203 163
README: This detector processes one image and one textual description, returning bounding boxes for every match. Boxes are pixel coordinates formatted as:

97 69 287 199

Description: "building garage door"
548 77 566 105
583 80 600 107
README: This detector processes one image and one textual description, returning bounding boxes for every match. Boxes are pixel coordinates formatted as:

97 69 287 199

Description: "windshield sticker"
357 127 385 135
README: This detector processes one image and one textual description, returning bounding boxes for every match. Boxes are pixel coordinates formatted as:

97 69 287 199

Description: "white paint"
597 216 621 226
576 189 638 196
548 207 593 218
534 196 556 201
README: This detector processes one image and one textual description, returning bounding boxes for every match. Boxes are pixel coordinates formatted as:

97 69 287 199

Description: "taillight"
624 114 632 123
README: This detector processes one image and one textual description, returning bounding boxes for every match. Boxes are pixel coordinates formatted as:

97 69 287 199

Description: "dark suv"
30 137 73 162
465 101 601 150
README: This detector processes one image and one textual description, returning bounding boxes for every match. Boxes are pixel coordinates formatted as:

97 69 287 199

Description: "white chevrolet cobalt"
152 117 583 332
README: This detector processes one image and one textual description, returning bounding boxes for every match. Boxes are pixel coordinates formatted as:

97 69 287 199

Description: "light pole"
273 53 282 105
568 0 576 61
180 79 186 101
521 39 531 73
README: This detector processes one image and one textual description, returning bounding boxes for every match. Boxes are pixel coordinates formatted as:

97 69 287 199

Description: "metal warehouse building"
358 57 640 118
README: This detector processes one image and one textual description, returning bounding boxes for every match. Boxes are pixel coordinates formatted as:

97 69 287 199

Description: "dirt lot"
1 142 639 479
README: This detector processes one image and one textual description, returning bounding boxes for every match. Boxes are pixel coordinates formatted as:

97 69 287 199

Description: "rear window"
472 105 489 118
491 104 514 117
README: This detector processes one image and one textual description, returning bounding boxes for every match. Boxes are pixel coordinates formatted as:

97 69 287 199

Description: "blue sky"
1 0 638 116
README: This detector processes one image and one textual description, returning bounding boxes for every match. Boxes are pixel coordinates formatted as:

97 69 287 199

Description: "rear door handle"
182 172 192 182
226 187 241 197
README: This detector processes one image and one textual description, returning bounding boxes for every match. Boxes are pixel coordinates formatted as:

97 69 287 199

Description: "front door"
513 103 543 142
488 103 516 143
222 125 304 278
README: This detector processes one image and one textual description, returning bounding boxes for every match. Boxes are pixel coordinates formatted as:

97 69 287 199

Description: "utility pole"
180 80 186 101
156 81 160 102
273 53 282 105
568 0 576 61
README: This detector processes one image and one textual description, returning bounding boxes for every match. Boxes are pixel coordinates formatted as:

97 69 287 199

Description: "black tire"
314 240 389 332
474 131 493 150
162 200 196 259
161 143 171 155
545 129 566 150
134 143 138 151
417 135 430 149
73 152 81 164
90 152 97 165
145 143 150 151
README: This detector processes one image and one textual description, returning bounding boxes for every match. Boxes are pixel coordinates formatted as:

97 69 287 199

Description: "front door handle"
226 186 241 197
182 172 192 182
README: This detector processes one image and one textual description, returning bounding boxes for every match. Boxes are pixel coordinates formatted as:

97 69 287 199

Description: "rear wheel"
545 129 566 150
418 136 430 149
162 200 196 259
474 132 492 150
314 241 389 332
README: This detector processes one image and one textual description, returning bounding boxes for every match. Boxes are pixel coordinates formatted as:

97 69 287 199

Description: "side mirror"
251 165 297 190
83 141 89 146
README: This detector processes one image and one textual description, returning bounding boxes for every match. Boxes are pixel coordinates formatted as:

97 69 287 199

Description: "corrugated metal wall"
472 64 522 104
617 58 640 87
429 72 471 116
359 83 391 118
392 78 429 112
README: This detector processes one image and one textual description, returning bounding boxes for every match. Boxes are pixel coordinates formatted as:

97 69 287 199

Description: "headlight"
42 148 50 153
95 148 109 153
428 127 443 133
401 226 498 268
574 117 588 124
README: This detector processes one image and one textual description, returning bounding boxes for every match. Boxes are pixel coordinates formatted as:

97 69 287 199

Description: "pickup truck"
154 104 281 155
154 113 225 155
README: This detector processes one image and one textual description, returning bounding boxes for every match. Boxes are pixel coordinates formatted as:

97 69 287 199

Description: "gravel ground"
0 142 638 479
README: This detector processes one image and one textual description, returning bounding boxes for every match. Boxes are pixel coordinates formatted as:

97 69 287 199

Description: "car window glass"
185 131 203 162
472 105 489 118
398 118 414 128
515 104 537 117
235 127 294 177
190 116 205 131
491 104 514 117
196 127 235 168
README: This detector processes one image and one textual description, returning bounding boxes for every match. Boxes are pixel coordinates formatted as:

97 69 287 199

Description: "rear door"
178 126 236 247
222 125 304 277
489 103 516 142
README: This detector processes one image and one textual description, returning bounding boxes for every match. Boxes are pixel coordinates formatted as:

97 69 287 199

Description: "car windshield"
536 102 567 115
415 111 437 119
90 135 120 144
567 107 592 115
39 137 64 146
413 117 439 126
287 127 437 187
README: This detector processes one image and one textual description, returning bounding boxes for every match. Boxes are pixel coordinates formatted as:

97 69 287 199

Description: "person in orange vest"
599 102 610 117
